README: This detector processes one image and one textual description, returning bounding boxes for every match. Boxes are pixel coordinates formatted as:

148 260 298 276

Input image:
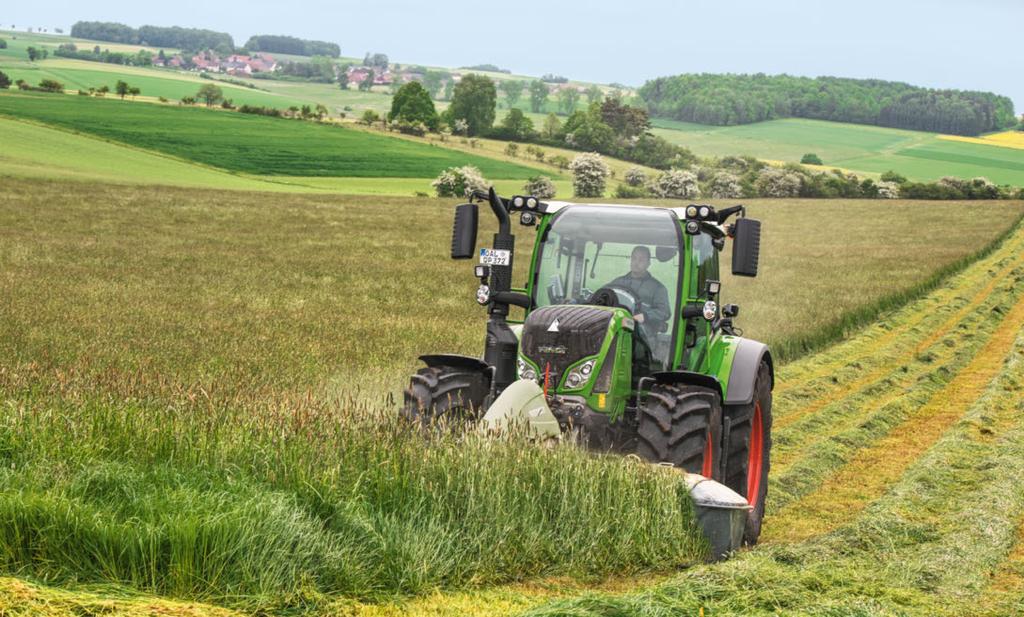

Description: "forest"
69 21 234 53
638 74 1017 136
244 35 340 58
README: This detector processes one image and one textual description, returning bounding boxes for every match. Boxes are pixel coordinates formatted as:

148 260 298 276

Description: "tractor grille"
521 305 612 387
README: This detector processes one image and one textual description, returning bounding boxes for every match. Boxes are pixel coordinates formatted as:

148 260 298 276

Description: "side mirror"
731 218 761 277
451 203 478 259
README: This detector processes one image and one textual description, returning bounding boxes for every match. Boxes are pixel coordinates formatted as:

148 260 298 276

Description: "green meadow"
652 117 1024 186
0 92 550 179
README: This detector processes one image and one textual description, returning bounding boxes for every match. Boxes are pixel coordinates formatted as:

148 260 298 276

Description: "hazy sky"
8 0 1022 110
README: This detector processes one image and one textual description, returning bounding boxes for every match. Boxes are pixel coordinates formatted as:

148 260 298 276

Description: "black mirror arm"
491 291 532 309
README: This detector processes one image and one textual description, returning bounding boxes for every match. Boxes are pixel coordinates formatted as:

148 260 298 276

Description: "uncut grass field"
652 117 1024 186
1 177 1023 615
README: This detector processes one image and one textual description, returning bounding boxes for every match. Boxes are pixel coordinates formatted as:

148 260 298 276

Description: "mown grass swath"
0 92 546 178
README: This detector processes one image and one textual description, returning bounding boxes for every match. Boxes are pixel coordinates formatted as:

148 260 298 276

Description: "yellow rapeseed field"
938 130 1024 150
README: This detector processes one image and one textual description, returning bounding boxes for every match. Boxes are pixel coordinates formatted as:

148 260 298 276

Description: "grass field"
0 178 1022 614
0 92 552 179
652 117 1024 186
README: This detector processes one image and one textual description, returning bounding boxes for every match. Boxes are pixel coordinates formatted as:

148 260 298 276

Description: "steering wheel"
587 285 639 314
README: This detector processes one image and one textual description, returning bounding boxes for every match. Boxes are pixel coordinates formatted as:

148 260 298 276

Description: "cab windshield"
532 205 682 369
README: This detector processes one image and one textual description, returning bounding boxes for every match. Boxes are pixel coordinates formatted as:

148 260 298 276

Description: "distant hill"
639 74 1017 136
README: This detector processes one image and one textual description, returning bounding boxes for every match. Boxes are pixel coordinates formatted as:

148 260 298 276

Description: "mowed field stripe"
773 218 1024 399
763 288 1024 544
772 250 1024 432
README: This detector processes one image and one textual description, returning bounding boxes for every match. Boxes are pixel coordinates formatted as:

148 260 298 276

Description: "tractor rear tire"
401 365 489 428
635 383 722 478
723 361 773 545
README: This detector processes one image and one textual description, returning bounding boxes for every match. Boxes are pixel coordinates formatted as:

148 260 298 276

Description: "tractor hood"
520 305 631 391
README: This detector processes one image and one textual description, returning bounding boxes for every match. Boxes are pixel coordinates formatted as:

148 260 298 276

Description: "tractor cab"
529 204 685 374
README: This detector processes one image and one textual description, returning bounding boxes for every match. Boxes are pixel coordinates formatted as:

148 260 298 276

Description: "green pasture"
0 62 312 108
653 117 1024 185
0 116 571 196
0 92 549 178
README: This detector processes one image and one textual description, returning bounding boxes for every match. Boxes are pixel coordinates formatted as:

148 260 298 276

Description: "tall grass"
0 381 705 609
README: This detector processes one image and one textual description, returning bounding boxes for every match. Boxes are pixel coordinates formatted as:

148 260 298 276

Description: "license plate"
479 248 511 266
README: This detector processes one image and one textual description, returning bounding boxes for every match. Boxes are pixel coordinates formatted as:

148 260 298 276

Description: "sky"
6 0 1022 111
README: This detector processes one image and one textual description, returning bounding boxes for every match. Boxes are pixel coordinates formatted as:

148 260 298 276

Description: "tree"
388 81 440 131
558 87 581 115
128 87 141 99
652 170 700 199
196 83 224 107
315 103 329 120
26 46 38 61
523 175 557 198
432 165 489 197
800 153 823 165
38 79 64 92
599 97 650 139
338 71 349 90
115 80 130 99
0 71 10 89
0 39 7 49
421 70 446 99
500 79 525 107
542 113 562 140
495 108 534 141
584 84 603 104
363 52 389 70
360 109 381 125
569 153 609 198
444 74 496 136
529 80 549 113
359 70 375 91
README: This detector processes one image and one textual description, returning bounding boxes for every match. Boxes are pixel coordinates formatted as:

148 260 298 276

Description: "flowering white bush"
754 168 802 197
651 169 700 199
624 167 647 187
569 153 609 198
709 171 744 199
432 165 489 198
523 175 557 199
876 180 900 199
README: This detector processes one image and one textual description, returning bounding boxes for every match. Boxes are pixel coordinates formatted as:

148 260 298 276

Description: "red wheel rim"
701 430 714 478
747 402 764 503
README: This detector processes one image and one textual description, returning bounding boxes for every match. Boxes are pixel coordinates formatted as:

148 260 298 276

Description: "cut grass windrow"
769 257 1024 476
773 212 1024 397
764 275 1024 543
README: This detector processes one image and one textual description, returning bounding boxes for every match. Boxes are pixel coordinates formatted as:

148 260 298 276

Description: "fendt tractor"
402 188 774 546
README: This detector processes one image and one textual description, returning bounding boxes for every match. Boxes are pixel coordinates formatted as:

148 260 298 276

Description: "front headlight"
564 359 596 390
518 356 537 381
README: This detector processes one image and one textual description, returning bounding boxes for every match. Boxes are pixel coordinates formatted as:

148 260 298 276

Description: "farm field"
0 178 1023 615
0 92 551 179
652 117 1024 186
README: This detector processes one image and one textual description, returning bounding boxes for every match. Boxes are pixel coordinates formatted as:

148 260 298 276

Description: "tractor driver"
608 245 671 335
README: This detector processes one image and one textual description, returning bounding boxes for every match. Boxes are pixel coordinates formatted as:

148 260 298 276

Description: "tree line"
244 35 340 58
638 74 1017 136
70 21 234 54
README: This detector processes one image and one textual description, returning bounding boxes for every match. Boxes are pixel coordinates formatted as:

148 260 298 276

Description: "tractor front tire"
636 383 722 478
401 365 489 428
723 361 773 545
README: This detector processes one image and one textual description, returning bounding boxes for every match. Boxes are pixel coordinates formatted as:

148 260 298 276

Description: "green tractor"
403 188 773 545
